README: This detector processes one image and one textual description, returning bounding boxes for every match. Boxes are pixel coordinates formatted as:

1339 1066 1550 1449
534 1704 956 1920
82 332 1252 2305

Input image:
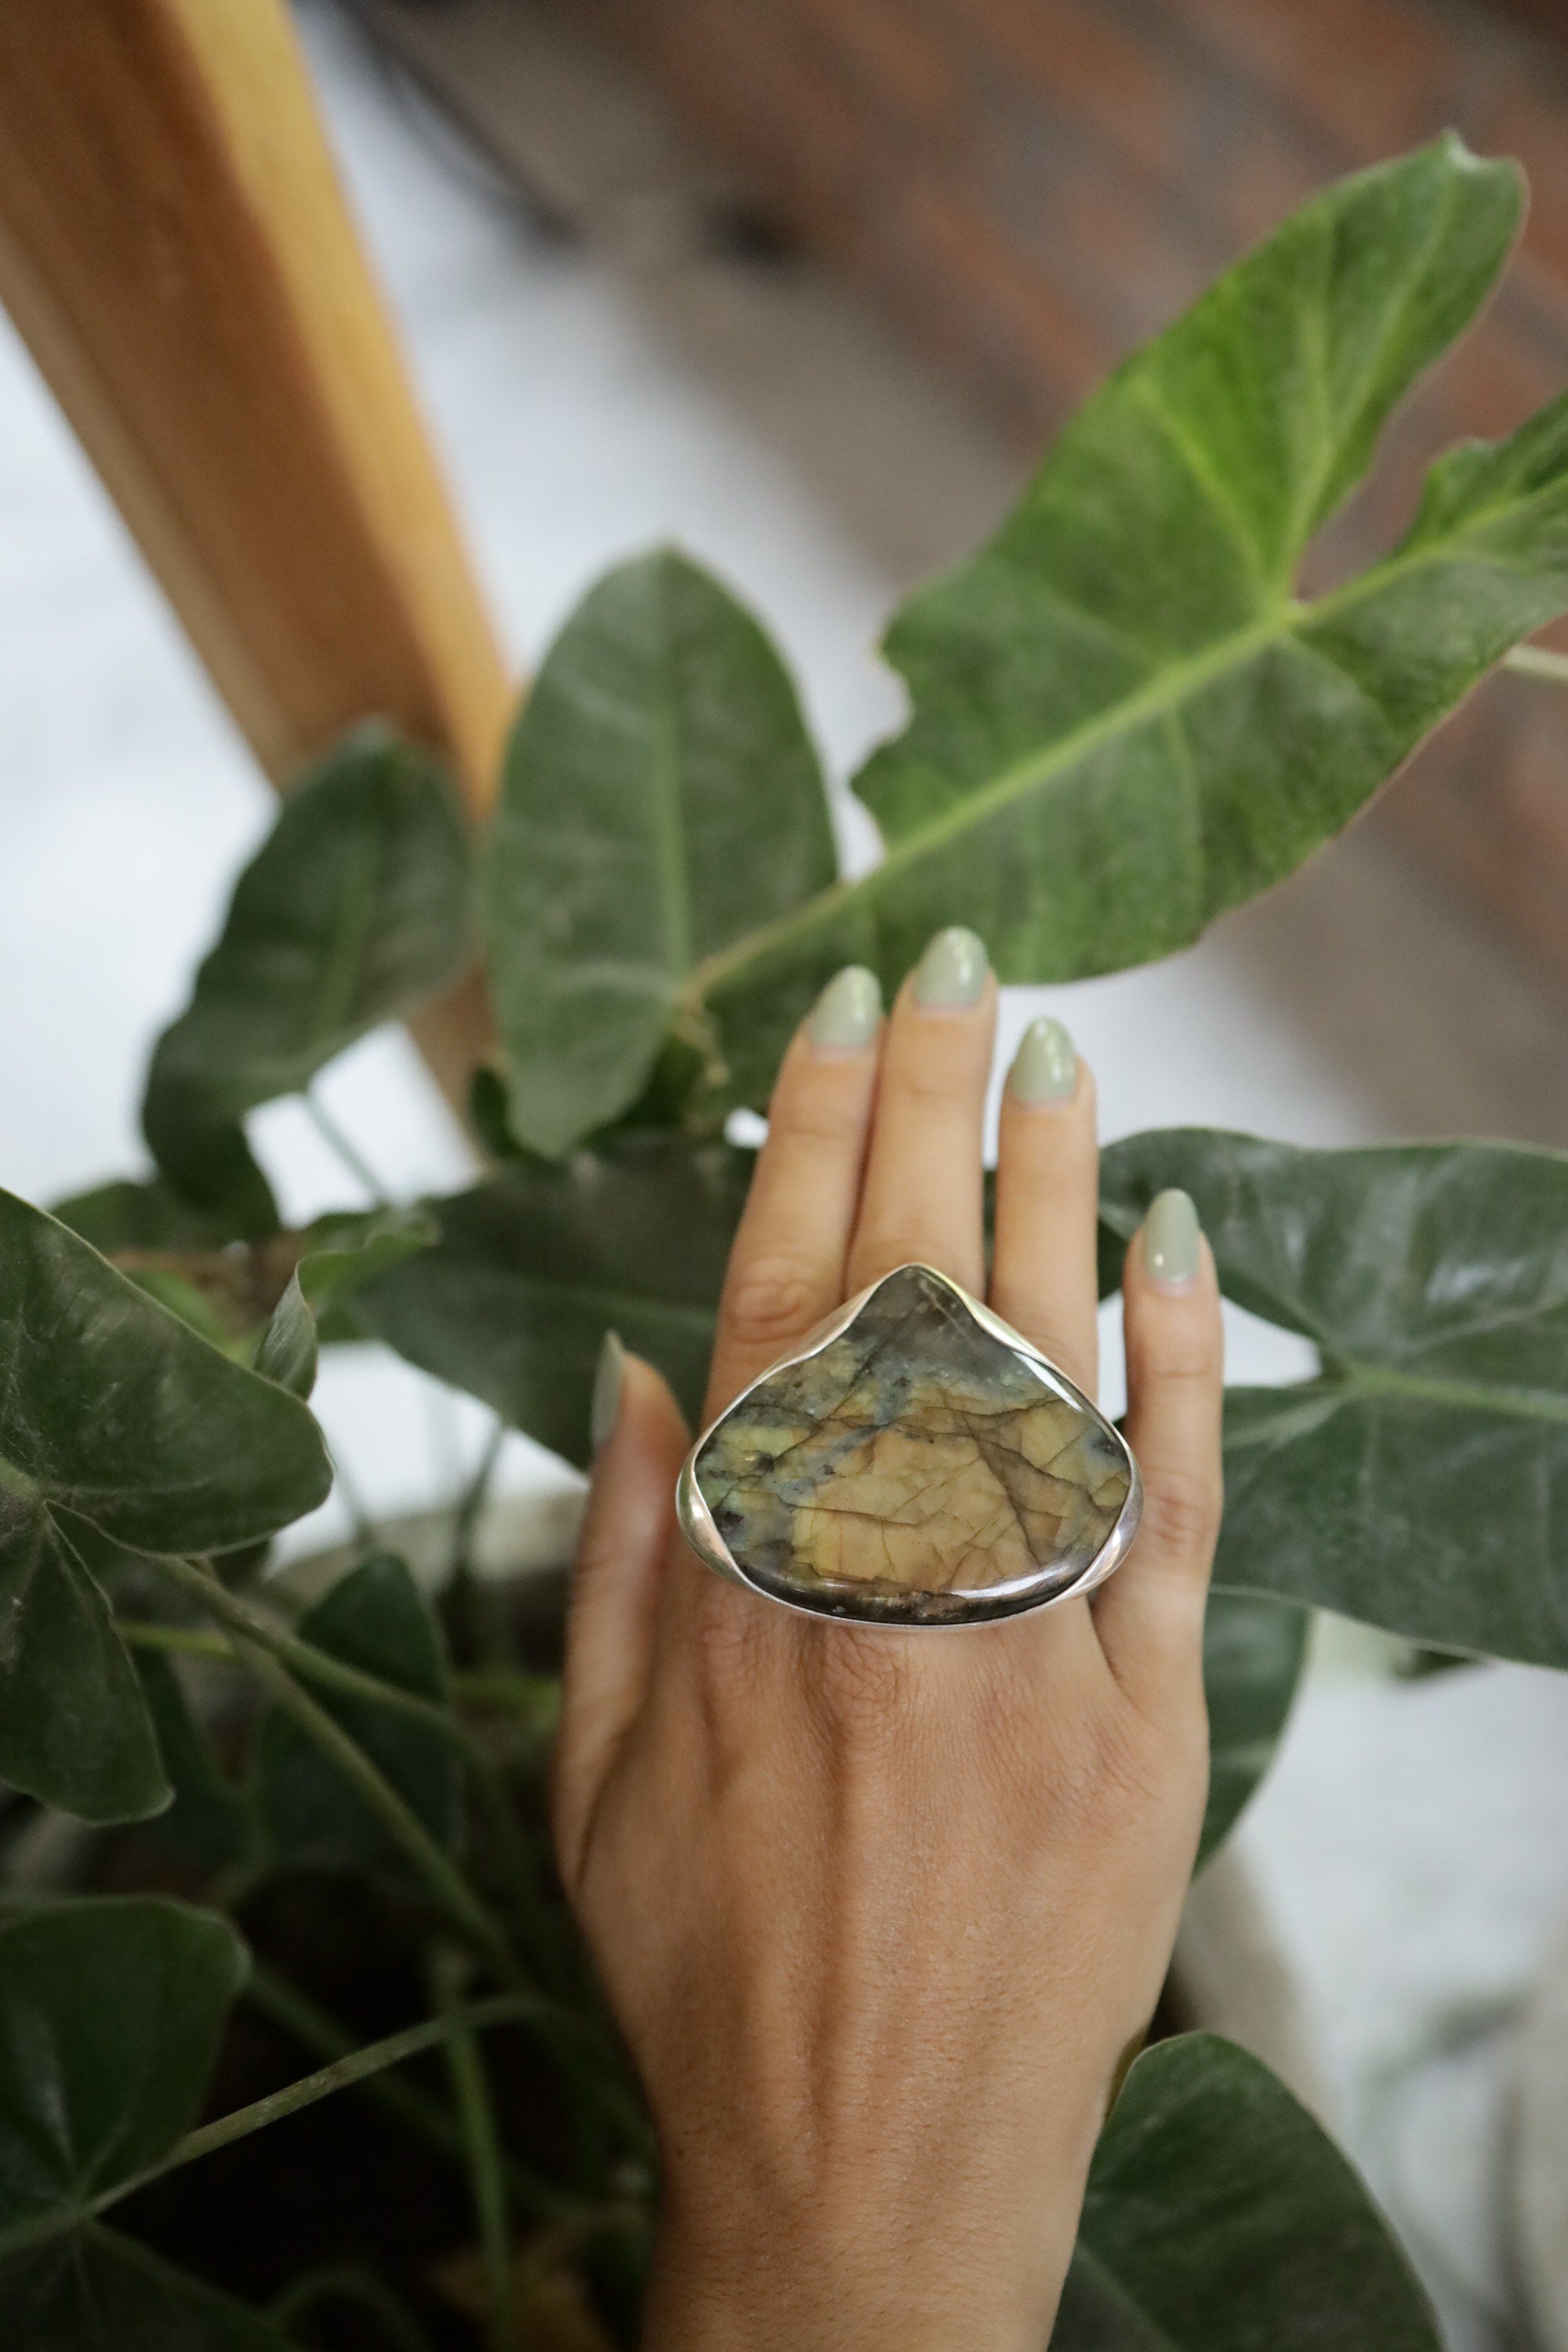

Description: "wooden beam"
0 0 512 1101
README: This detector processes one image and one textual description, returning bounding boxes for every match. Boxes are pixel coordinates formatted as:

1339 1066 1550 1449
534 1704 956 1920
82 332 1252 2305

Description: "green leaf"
1054 2033 1439 2350
0 1896 247 2234
255 1275 317 1399
134 1653 256 1878
143 724 474 1233
254 1554 460 1878
1099 1128 1568 1668
0 1188 331 1819
1 2227 291 2350
485 548 837 1155
692 139 1568 1109
1197 1593 1308 1866
360 1138 752 1466
49 1178 241 1255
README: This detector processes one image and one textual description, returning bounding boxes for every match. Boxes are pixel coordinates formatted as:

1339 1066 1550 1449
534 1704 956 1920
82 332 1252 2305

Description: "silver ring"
677 1263 1141 1628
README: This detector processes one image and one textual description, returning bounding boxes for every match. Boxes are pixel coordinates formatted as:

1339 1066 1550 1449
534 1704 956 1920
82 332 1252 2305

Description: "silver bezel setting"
677 1262 1142 1628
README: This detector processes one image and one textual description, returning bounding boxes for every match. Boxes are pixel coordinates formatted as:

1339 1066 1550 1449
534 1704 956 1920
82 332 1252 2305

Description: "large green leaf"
1197 1593 1308 1867
0 1189 331 1820
143 724 474 1233
688 139 1568 1110
1100 1129 1568 1668
1054 2034 1439 2350
1 2227 290 2350
0 1897 246 2237
485 548 837 1155
135 1653 256 1878
361 1138 752 1466
254 1554 460 1879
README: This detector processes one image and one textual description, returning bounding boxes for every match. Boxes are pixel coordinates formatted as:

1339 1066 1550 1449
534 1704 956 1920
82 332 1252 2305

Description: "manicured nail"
808 964 882 1049
591 1330 626 1451
1143 1189 1201 1288
1007 1015 1076 1104
913 925 989 1007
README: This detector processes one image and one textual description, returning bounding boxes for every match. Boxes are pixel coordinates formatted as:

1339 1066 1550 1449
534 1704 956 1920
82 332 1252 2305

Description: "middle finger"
846 926 996 1298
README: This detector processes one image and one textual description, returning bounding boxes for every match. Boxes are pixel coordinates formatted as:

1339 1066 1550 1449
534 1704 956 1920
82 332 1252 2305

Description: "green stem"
239 1632 521 1980
0 1994 553 2264
247 1962 566 2220
270 2261 435 2352
117 1617 557 1724
1503 642 1568 683
304 1086 394 1208
434 1947 517 2352
452 1419 507 1584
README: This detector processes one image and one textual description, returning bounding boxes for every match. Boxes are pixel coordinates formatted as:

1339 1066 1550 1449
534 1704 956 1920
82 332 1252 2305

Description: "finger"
845 927 996 1295
1092 1190 1224 1696
553 1342 690 1886
990 1017 1100 1396
703 965 884 1420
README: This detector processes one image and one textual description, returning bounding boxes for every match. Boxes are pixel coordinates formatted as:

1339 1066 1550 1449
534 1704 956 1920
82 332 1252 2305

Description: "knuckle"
808 1627 921 1748
721 1253 826 1350
1141 1461 1223 1561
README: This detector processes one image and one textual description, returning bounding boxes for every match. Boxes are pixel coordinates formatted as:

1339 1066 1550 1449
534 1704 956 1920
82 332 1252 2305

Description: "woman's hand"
551 929 1224 2352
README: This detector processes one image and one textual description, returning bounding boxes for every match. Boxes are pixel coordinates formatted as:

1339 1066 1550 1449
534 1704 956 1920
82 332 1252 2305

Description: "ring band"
677 1263 1141 1627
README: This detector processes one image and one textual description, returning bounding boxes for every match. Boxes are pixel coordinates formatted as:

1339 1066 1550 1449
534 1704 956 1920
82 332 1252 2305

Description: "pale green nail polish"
1008 1015 1076 1104
913 925 989 1007
808 964 882 1049
591 1330 626 1451
1144 1189 1201 1287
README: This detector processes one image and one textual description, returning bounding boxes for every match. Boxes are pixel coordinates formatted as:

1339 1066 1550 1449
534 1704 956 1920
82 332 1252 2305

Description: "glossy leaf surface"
255 1554 459 1877
485 548 837 1153
0 1190 330 1817
1197 1592 1308 1865
1101 1129 1568 1666
0 1897 246 2234
1 2228 290 2350
143 726 473 1232
1054 2034 1439 2350
361 1139 752 1465
693 140 1568 1110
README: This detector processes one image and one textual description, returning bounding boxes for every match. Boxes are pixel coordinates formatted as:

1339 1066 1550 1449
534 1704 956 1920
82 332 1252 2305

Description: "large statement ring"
677 1263 1141 1627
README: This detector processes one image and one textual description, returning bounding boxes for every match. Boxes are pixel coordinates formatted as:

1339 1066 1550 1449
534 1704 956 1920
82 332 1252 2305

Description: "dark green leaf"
1054 2034 1439 2350
143 724 473 1232
255 1275 317 1399
255 1554 459 1878
296 1204 437 1347
0 1189 330 1818
360 1138 752 1466
693 140 1568 1109
485 548 837 1154
0 1896 246 2233
134 1653 256 1878
48 1178 239 1255
1100 1128 1568 1667
1197 1593 1308 1866
2 2227 289 2349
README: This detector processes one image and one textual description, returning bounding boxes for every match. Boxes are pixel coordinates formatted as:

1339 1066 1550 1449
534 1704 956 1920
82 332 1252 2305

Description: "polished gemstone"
692 1265 1132 1624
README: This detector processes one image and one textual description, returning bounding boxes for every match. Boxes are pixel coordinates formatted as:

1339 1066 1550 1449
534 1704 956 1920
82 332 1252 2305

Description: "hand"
552 931 1225 2352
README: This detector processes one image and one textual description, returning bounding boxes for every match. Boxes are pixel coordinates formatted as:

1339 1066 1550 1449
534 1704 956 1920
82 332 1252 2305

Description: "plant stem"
270 2261 436 2352
434 1946 518 2352
117 1617 558 1724
240 1632 521 1981
452 1419 506 1584
0 1994 554 2264
1503 642 1568 684
304 1085 394 1207
247 1961 567 2220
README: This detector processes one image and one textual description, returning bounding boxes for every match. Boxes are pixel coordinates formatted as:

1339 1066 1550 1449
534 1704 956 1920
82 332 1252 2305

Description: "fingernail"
913 925 989 1007
1143 1189 1201 1288
808 964 882 1049
590 1330 626 1451
1007 1015 1076 1104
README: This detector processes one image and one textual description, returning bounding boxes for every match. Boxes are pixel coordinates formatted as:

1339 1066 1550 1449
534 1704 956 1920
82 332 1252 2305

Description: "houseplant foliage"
4 136 1567 2345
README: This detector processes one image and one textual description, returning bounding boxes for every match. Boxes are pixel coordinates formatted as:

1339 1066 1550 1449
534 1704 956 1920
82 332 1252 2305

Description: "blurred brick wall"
568 0 1568 993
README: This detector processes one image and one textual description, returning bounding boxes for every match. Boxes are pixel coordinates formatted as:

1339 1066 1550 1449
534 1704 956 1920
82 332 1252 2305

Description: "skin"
551 954 1225 2351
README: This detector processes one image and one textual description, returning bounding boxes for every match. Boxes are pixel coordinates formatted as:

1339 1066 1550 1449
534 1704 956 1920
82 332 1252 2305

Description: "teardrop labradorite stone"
694 1265 1131 1624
